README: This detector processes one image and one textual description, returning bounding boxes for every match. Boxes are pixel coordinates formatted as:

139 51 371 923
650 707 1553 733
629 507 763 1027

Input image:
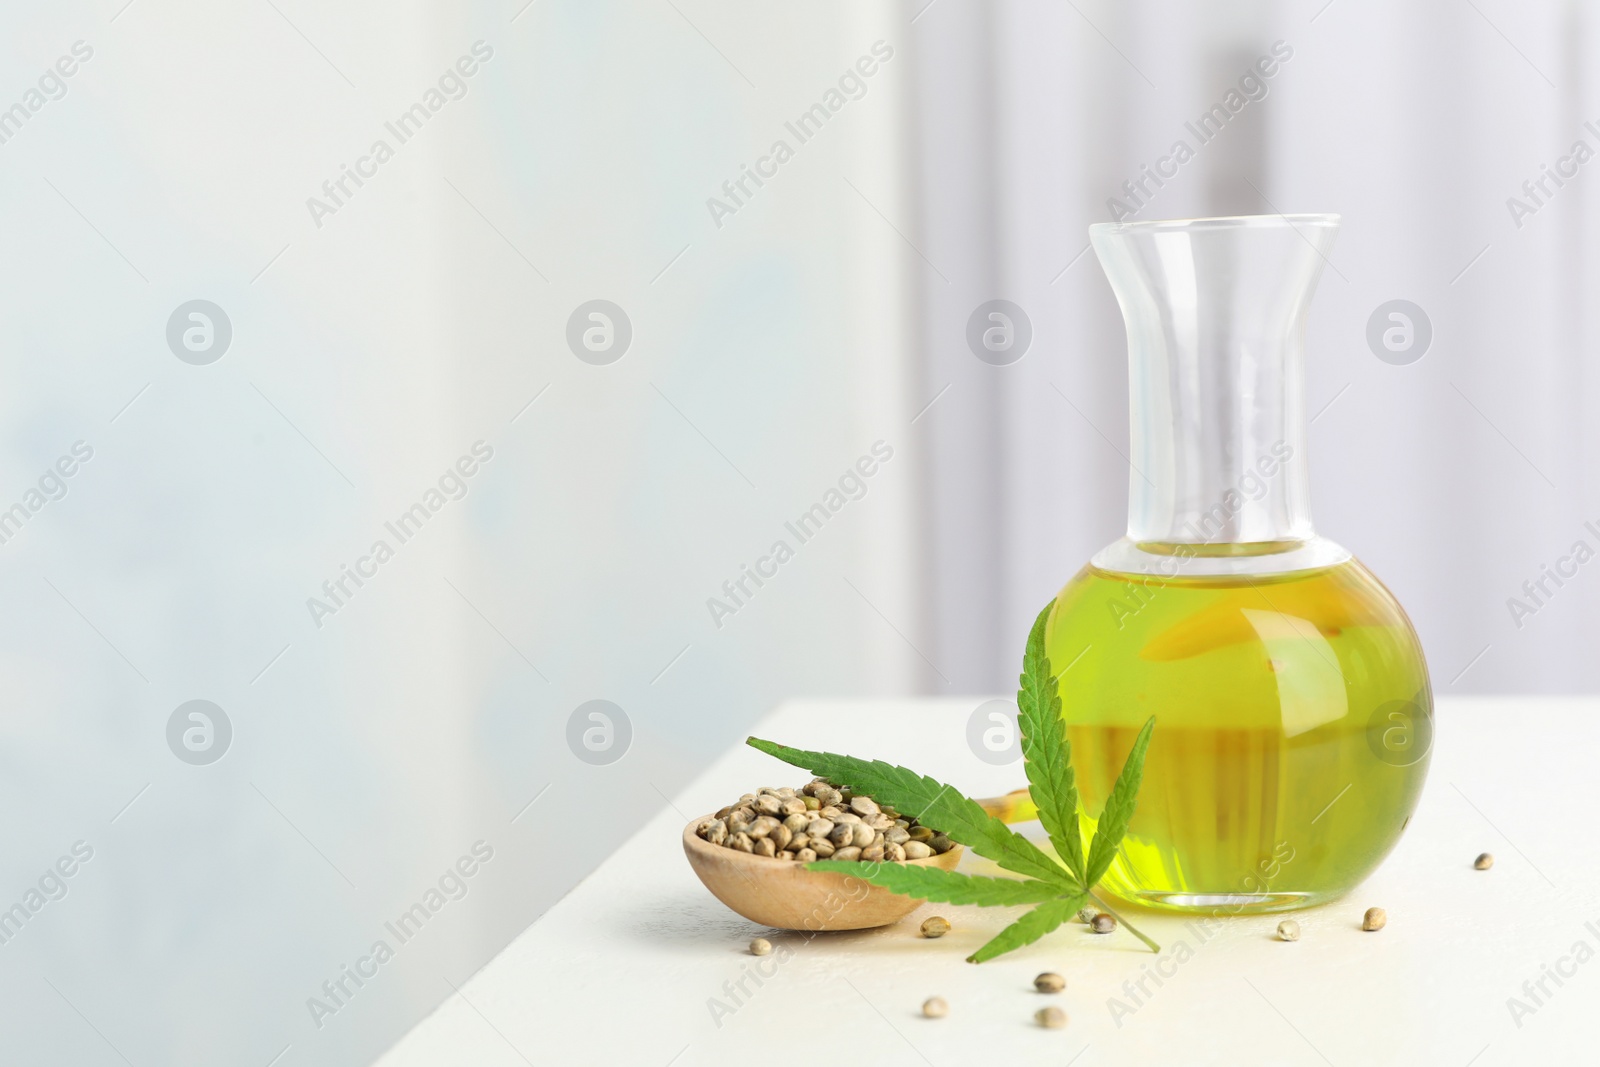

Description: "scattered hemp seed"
1034 972 1066 993
1276 920 1300 942
921 916 951 939
922 996 948 1019
1362 907 1387 932
1474 852 1495 870
1035 1006 1068 1029
1090 913 1117 934
1076 906 1097 924
749 938 772 956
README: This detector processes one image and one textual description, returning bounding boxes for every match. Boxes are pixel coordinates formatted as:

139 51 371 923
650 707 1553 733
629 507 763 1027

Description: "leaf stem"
1089 892 1161 954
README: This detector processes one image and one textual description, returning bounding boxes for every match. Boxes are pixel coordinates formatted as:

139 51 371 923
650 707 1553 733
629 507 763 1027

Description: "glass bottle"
1047 214 1431 912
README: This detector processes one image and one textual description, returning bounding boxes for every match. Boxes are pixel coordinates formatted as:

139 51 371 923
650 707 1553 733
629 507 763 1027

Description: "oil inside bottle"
1047 557 1431 913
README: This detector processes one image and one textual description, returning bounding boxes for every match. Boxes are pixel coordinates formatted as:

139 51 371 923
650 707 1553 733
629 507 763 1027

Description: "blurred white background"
0 0 1591 1064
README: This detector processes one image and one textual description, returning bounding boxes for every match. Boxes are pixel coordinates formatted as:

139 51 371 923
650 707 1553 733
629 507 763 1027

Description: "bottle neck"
1091 216 1334 547
1127 333 1313 548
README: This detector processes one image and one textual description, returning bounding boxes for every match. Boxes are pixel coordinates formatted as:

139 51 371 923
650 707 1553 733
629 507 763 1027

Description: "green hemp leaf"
749 601 1159 962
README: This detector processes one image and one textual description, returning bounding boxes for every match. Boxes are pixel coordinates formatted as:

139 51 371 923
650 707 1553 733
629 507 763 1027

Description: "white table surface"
375 696 1598 1067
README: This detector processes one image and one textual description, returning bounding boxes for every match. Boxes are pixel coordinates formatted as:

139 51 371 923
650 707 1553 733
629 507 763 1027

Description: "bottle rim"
1090 212 1340 236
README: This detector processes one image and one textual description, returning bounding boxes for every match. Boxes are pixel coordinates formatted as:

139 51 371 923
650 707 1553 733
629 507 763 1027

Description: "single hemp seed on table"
1090 913 1117 934
1036 1006 1068 1029
1034 972 1066 993
1474 852 1495 870
1362 907 1387 932
1276 920 1300 942
749 938 772 956
922 996 948 1019
921 916 951 939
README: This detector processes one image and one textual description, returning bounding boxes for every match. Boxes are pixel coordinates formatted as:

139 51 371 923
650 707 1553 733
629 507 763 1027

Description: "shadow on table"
614 887 761 948
614 886 919 953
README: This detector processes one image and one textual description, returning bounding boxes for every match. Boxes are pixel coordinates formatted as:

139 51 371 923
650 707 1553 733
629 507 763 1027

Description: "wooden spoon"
681 790 1033 932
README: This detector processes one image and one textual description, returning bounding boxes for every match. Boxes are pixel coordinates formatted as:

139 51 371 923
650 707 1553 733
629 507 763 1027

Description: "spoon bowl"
682 816 964 931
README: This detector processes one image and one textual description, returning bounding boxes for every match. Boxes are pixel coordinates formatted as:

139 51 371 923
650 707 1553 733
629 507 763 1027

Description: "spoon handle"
976 788 1037 824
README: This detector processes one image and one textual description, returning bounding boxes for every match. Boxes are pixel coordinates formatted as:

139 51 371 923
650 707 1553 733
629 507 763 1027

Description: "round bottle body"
1047 554 1431 913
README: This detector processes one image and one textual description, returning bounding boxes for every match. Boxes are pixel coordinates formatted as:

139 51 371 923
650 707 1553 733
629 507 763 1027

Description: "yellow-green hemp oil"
1047 557 1431 912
